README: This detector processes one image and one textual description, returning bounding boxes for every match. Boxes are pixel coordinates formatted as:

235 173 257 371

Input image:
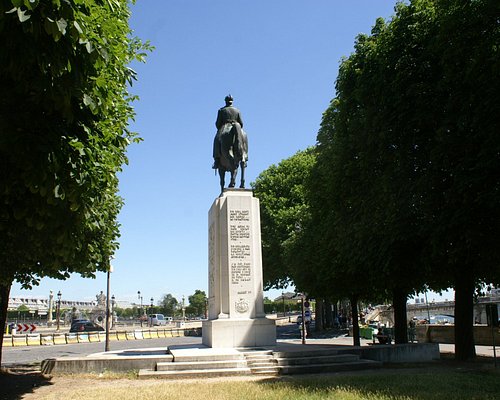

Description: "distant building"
8 296 135 315
8 296 96 315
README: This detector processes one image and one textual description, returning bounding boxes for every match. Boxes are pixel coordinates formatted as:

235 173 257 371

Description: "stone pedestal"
203 189 276 348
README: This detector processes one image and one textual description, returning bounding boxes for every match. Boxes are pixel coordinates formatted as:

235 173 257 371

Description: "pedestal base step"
279 359 382 375
137 346 382 379
138 367 251 379
156 359 247 371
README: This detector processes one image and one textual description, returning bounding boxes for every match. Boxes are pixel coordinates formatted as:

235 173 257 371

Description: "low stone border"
416 324 500 345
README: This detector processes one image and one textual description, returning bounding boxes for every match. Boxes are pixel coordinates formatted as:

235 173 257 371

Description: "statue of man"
212 95 244 169
96 291 106 307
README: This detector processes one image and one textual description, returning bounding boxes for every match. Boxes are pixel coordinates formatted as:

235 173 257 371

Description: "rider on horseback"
212 94 244 170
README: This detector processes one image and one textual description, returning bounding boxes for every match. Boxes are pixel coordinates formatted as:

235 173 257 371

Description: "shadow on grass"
0 368 53 400
258 362 500 400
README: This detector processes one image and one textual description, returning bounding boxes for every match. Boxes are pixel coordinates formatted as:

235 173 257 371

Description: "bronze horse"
216 123 248 194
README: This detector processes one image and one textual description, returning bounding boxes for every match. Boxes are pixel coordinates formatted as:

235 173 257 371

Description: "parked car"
70 321 105 333
70 319 90 330
147 314 168 326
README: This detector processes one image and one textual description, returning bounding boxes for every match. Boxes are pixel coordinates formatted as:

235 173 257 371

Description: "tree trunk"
393 288 408 344
350 295 360 346
325 301 333 329
0 281 13 366
315 298 324 332
454 273 476 360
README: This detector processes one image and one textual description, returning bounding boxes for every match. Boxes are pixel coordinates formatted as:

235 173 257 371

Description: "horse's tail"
232 125 247 162
240 130 248 163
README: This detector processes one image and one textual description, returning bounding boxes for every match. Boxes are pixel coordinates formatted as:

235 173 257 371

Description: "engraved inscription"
231 262 251 285
230 244 251 258
230 224 250 240
229 209 253 288
209 223 215 266
208 223 215 292
229 210 250 222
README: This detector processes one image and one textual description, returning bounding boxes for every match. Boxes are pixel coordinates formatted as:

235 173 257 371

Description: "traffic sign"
304 310 311 317
16 323 36 333
304 301 310 308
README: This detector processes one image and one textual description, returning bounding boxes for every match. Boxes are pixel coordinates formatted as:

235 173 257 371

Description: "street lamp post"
424 285 431 322
56 291 62 331
296 293 306 345
282 291 286 318
104 265 114 352
182 296 186 322
150 298 154 327
48 290 54 326
138 291 143 327
111 295 116 330
489 305 497 368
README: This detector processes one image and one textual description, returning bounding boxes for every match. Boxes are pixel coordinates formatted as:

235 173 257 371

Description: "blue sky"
13 1 444 306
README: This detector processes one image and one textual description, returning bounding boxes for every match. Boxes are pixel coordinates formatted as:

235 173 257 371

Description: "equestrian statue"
212 95 248 194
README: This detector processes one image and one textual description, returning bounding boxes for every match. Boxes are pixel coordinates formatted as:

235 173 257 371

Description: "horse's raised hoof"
229 183 235 188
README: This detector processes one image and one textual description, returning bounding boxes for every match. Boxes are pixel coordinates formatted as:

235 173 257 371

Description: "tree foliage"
252 148 316 290
314 0 499 356
186 290 207 317
252 0 499 355
113 306 139 319
0 0 150 286
0 0 151 363
158 294 179 317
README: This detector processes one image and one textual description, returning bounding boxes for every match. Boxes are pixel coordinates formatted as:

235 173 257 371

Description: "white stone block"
204 189 276 348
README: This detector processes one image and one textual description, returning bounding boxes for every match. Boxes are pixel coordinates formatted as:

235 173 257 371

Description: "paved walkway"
85 334 498 361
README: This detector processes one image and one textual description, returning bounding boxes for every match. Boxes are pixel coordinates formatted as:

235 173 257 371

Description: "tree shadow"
0 369 53 400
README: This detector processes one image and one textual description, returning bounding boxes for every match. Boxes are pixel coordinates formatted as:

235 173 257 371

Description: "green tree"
263 297 274 314
416 0 500 359
159 294 179 317
315 0 500 357
187 290 207 317
15 304 30 322
252 148 316 290
312 13 429 345
114 306 139 319
0 0 150 364
252 148 368 340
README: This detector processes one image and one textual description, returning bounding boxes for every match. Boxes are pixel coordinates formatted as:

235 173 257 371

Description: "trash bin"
359 326 374 340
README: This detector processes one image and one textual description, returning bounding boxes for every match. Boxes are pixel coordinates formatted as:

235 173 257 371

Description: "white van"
148 314 167 326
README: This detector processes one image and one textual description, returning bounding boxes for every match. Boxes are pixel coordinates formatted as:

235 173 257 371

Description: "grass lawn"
7 365 499 400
